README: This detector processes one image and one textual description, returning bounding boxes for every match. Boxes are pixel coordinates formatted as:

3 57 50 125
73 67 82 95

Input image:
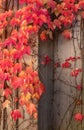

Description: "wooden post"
38 38 54 130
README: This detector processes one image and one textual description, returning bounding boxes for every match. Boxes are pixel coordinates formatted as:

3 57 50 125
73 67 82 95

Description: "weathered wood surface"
38 20 83 130
38 39 54 130
53 29 82 130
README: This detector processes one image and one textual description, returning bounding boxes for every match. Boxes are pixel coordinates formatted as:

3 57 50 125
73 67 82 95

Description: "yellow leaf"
26 93 31 101
19 71 25 77
55 10 60 16
3 100 10 108
42 0 49 4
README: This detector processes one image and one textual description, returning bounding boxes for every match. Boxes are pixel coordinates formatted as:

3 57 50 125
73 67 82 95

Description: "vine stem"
80 19 84 130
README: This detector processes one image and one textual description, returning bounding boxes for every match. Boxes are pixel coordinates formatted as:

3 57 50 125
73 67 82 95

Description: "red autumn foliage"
62 61 71 68
74 113 84 121
62 30 72 39
65 56 76 62
42 55 51 65
81 11 84 19
26 103 37 116
3 88 12 98
76 85 82 90
40 31 47 40
71 68 82 77
11 109 23 121
0 0 83 124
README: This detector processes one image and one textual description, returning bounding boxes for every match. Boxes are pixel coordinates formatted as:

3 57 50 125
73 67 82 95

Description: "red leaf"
53 19 61 29
81 11 84 19
40 31 47 40
65 56 76 62
3 88 12 98
11 109 23 121
62 61 71 68
74 113 84 121
42 55 51 65
62 30 72 39
0 83 4 88
21 46 30 55
71 68 82 77
10 18 21 27
35 83 45 96
47 0 57 10
79 1 84 9
33 112 38 119
63 0 75 3
13 63 22 73
39 14 47 23
76 85 82 91
12 76 23 89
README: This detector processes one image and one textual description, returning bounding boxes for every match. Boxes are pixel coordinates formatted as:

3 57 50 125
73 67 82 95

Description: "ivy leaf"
62 30 72 39
76 85 82 91
26 103 36 115
10 18 21 27
42 0 49 4
62 61 71 68
33 112 38 119
21 46 30 55
74 113 84 121
39 14 47 23
81 11 84 19
40 31 47 40
13 63 22 73
3 100 10 108
25 92 31 101
42 55 51 65
79 1 84 9
65 56 76 62
11 109 23 121
71 68 82 77
47 0 57 10
53 19 61 29
12 76 23 89
0 83 4 88
3 88 12 98
35 83 45 96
